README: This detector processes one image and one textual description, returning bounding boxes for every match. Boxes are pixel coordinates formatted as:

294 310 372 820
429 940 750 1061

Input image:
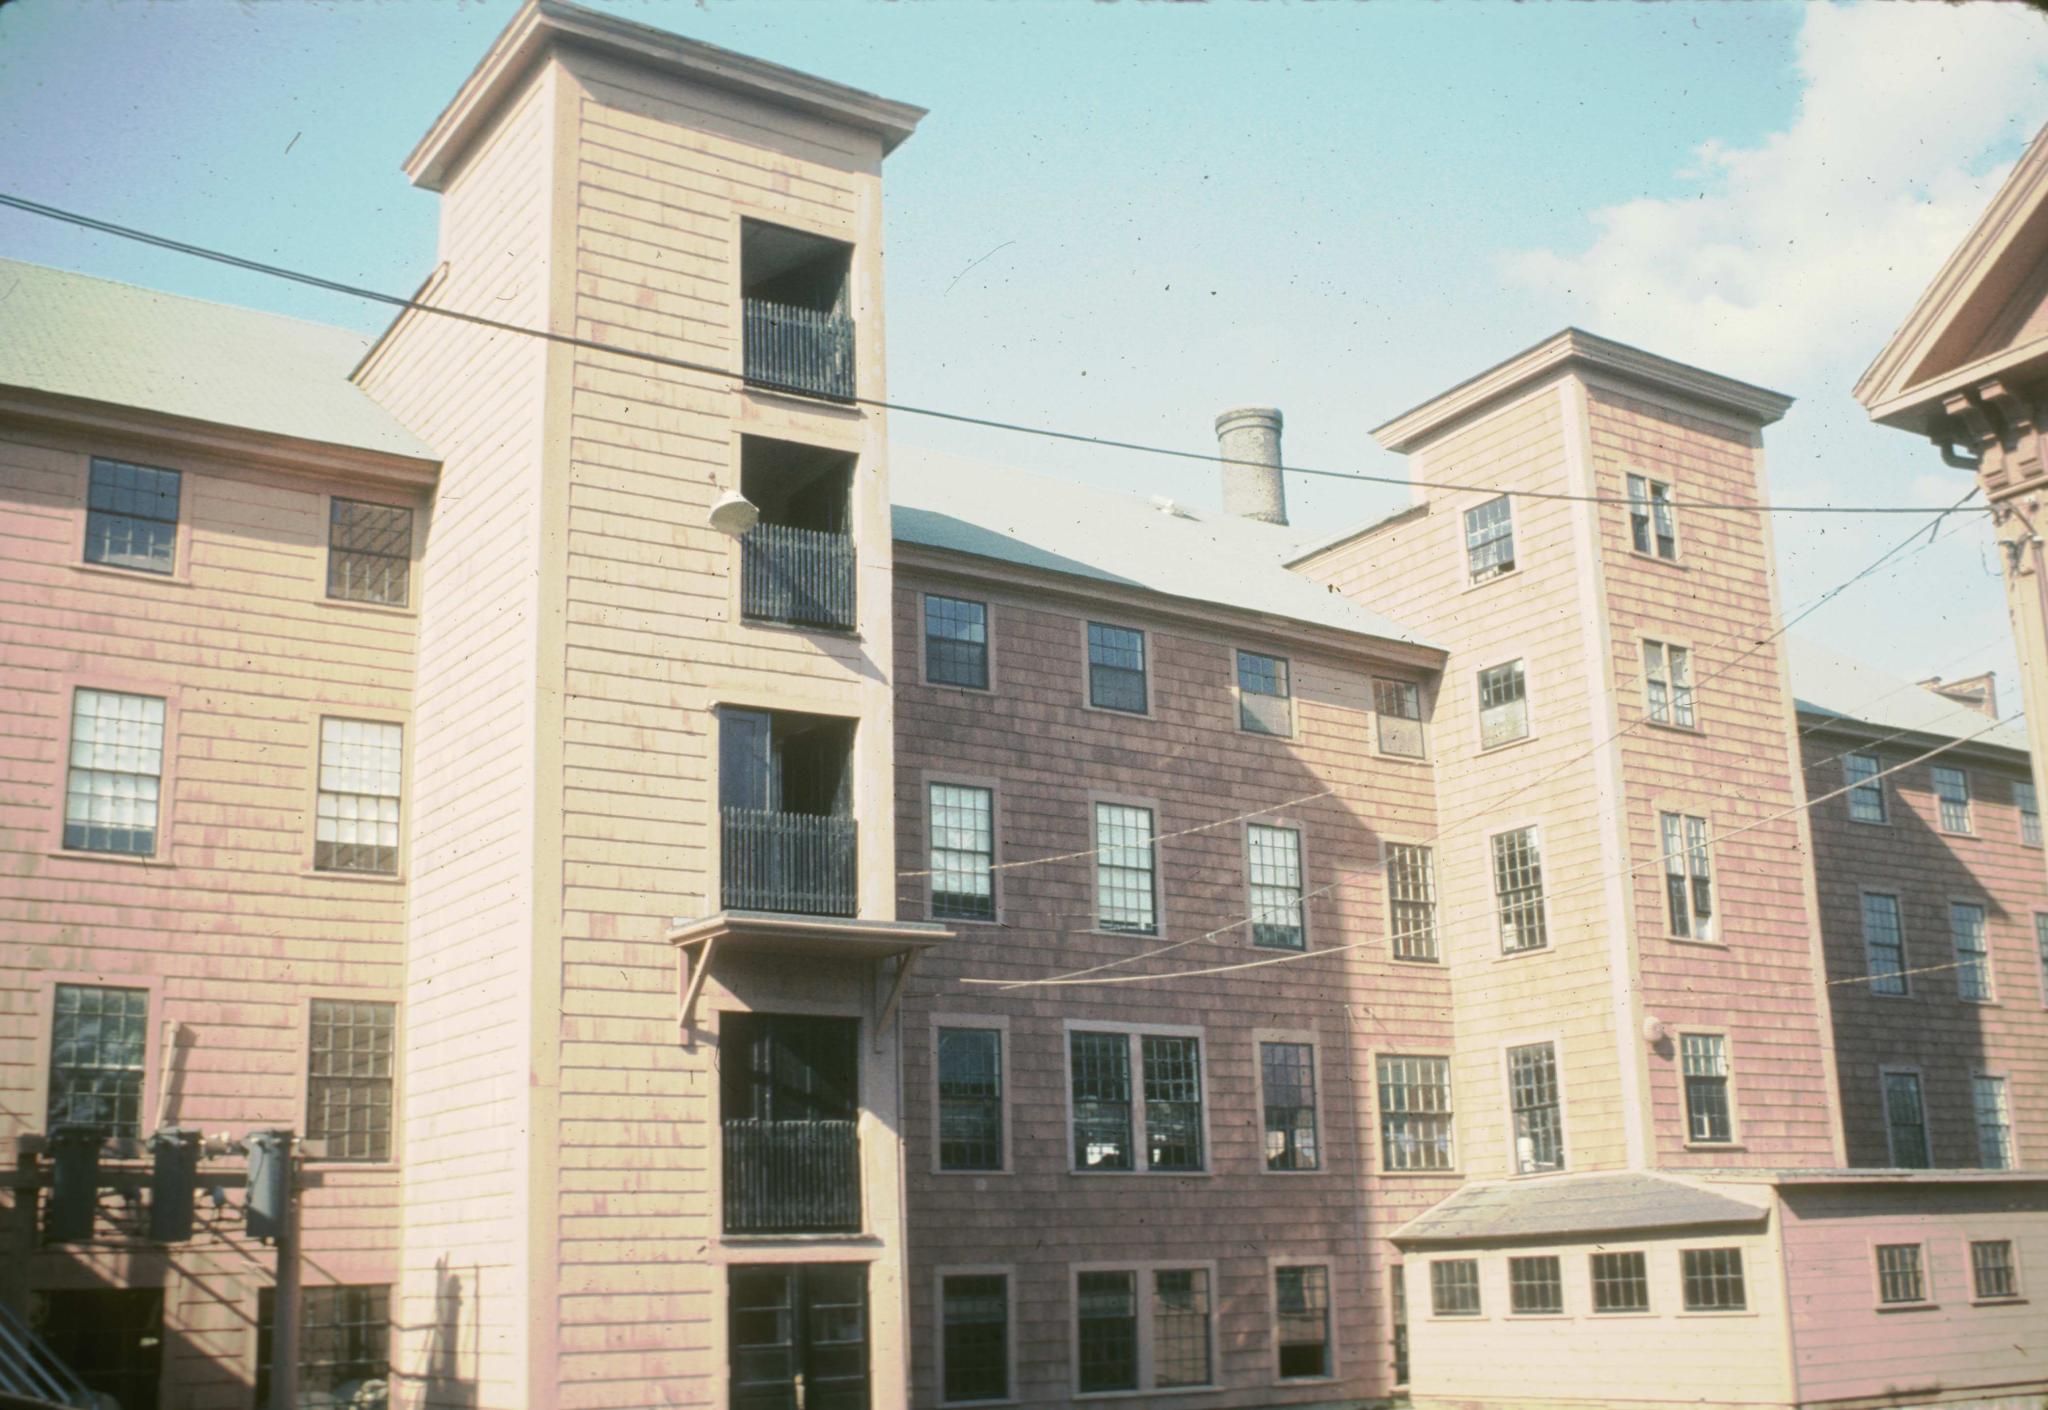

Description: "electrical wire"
0 190 1988 518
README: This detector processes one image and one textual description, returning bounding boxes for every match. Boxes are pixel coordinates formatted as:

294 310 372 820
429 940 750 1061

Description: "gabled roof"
0 258 434 462
1788 633 2028 756
1392 1172 1769 1246
1856 121 2048 435
889 446 1438 651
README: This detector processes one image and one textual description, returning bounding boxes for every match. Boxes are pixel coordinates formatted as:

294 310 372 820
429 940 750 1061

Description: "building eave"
405 0 925 191
1372 328 1794 456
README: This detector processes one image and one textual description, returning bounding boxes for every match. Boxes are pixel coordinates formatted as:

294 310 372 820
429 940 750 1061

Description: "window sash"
257 1284 391 1406
1464 496 1516 582
1861 894 1907 996
1845 753 1888 823
1628 475 1677 559
1387 844 1439 961
315 718 403 874
85 457 181 575
1660 813 1713 940
1492 827 1548 953
64 689 167 856
1237 651 1292 736
1934 766 1972 832
1680 1248 1746 1311
1973 1075 2013 1171
1274 1266 1329 1379
1261 1042 1319 1172
1094 804 1157 935
1378 1056 1454 1171
1430 1260 1481 1316
1681 1034 1732 1143
1248 824 1305 950
1141 1035 1204 1172
48 984 149 1138
937 1028 1004 1172
930 784 996 921
1507 1042 1563 1173
1070 1032 1134 1172
2019 782 2041 846
1883 1072 1930 1168
1374 678 1426 757
1508 1256 1563 1315
1643 641 1695 728
1590 1251 1649 1313
307 999 396 1161
1951 902 1993 1001
1971 1240 2018 1300
926 595 990 689
1876 1244 1925 1304
1075 1271 1138 1394
1151 1269 1211 1388
941 1273 1009 1403
1087 623 1148 713
1477 661 1528 748
327 497 412 606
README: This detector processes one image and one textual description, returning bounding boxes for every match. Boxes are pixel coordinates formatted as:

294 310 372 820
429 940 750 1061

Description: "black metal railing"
741 523 856 631
721 808 858 917
743 297 856 401
723 1119 861 1234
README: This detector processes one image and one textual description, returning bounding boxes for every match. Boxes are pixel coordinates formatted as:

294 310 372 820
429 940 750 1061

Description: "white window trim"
921 590 997 693
1843 751 1891 826
1253 1027 1326 1177
1266 1254 1340 1384
1060 1019 1212 1177
935 1263 1018 1407
1500 1031 1569 1177
1485 819 1551 958
1655 809 1718 945
1080 619 1155 720
1964 1235 2026 1304
1869 1238 1935 1310
1947 895 1997 1004
1587 1247 1656 1317
1232 646 1295 739
320 489 421 615
1878 1064 1933 1168
1675 1245 1756 1318
1676 1027 1743 1150
1424 1256 1485 1319
1462 494 1519 589
929 1012 1012 1176
306 710 411 883
50 677 181 867
1382 836 1441 965
1626 470 1682 563
1640 637 1700 732
1474 656 1534 753
1069 1259 1221 1398
924 772 1004 927
1086 792 1163 938
1503 1252 1571 1319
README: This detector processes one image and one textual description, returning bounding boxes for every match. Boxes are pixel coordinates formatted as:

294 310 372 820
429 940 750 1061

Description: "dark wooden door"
728 1264 868 1410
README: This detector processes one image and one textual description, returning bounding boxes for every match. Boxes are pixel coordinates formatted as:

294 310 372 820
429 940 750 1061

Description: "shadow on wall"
412 1254 476 1410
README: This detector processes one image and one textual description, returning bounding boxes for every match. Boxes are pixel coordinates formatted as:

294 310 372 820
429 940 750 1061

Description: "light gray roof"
0 258 434 461
889 446 1436 649
1789 632 2028 755
1391 1172 1769 1245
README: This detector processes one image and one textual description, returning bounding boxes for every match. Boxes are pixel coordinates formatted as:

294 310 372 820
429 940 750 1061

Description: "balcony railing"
743 297 856 401
741 523 856 631
721 807 858 917
723 1119 861 1234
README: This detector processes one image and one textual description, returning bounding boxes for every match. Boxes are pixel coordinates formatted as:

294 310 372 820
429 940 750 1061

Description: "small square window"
1429 1259 1481 1316
1374 679 1426 757
1478 660 1529 748
1680 1248 1745 1311
1508 1256 1563 1315
328 498 413 606
1087 623 1147 713
1590 1251 1649 1313
1971 1240 2018 1300
1876 1244 1926 1305
926 595 989 689
85 457 181 575
1237 650 1292 736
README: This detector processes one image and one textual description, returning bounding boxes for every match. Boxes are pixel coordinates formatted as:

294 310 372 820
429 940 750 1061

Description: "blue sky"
2 1 2043 693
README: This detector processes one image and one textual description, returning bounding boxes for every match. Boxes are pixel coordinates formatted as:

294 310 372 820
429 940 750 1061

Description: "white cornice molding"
406 0 926 191
1371 328 1794 455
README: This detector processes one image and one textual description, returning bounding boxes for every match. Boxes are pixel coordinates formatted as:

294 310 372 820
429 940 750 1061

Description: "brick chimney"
1215 406 1288 525
1919 671 1998 718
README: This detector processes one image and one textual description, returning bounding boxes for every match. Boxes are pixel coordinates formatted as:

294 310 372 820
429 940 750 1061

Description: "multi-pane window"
1429 1260 1481 1316
1507 1042 1563 1173
84 457 181 575
256 1285 391 1410
1862 894 1908 997
1465 495 1516 582
1070 1031 1203 1173
1845 753 1888 823
1076 1271 1138 1394
1261 1041 1319 1171
1237 650 1292 736
1387 844 1439 962
1934 766 1972 833
1680 1249 1746 1312
1875 1244 1925 1304
327 498 412 606
1477 660 1529 748
1951 901 1993 1001
64 689 167 856
930 784 996 921
315 718 403 874
1508 1256 1563 1315
1378 1055 1454 1171
2019 782 2042 847
925 595 990 689
1375 679 1426 758
1094 803 1156 935
1087 622 1148 714
937 1028 1004 1172
1274 1266 1331 1379
1882 1071 1930 1168
1390 1267 1409 1385
1248 824 1306 950
1681 1034 1732 1144
1660 813 1714 941
1492 826 1548 953
1642 641 1696 728
1973 1074 2013 1170
1971 1240 2018 1300
1152 1270 1212 1387
48 984 149 1138
1590 1251 1650 1313
941 1273 1008 1403
1628 474 1677 560
307 999 395 1162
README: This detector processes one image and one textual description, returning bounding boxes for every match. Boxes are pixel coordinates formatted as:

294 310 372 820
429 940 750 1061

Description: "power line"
0 190 1986 519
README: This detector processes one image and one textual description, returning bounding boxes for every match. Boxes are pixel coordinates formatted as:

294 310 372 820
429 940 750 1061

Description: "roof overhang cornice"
1372 328 1793 456
1793 705 2027 768
406 0 925 191
0 386 440 491
893 541 1447 671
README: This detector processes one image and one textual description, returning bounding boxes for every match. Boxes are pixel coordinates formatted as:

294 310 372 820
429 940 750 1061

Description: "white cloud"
1505 2 2048 386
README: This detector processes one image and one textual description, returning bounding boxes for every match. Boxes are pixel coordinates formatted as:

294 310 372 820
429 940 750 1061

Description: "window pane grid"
1152 1269 1211 1388
1971 1240 2017 1300
1876 1244 1925 1304
1680 1248 1746 1311
1883 1071 1929 1168
1070 1033 1133 1171
1508 1042 1563 1173
2019 782 2041 846
1142 1035 1204 1172
1590 1252 1649 1313
1430 1260 1480 1316
1076 1272 1137 1393
65 689 166 856
1862 894 1907 996
1465 496 1516 581
1643 641 1696 728
1660 813 1713 940
328 498 412 606
1628 475 1677 559
1492 827 1547 953
1478 660 1528 748
316 718 403 874
1508 1256 1563 1315
307 999 396 1161
85 458 180 574
48 984 149 1137
1951 902 1992 1000
1935 766 1972 832
1378 1056 1454 1171
1094 804 1156 934
1087 623 1148 713
292 1285 391 1404
938 1028 1003 1172
1274 1266 1329 1379
926 595 989 689
1387 844 1439 961
1237 650 1292 736
1374 678 1425 757
941 1273 1008 1403
930 784 995 921
1261 1042 1318 1172
1845 753 1888 823
1681 1034 1732 1144
1248 824 1305 949
1973 1075 2012 1170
